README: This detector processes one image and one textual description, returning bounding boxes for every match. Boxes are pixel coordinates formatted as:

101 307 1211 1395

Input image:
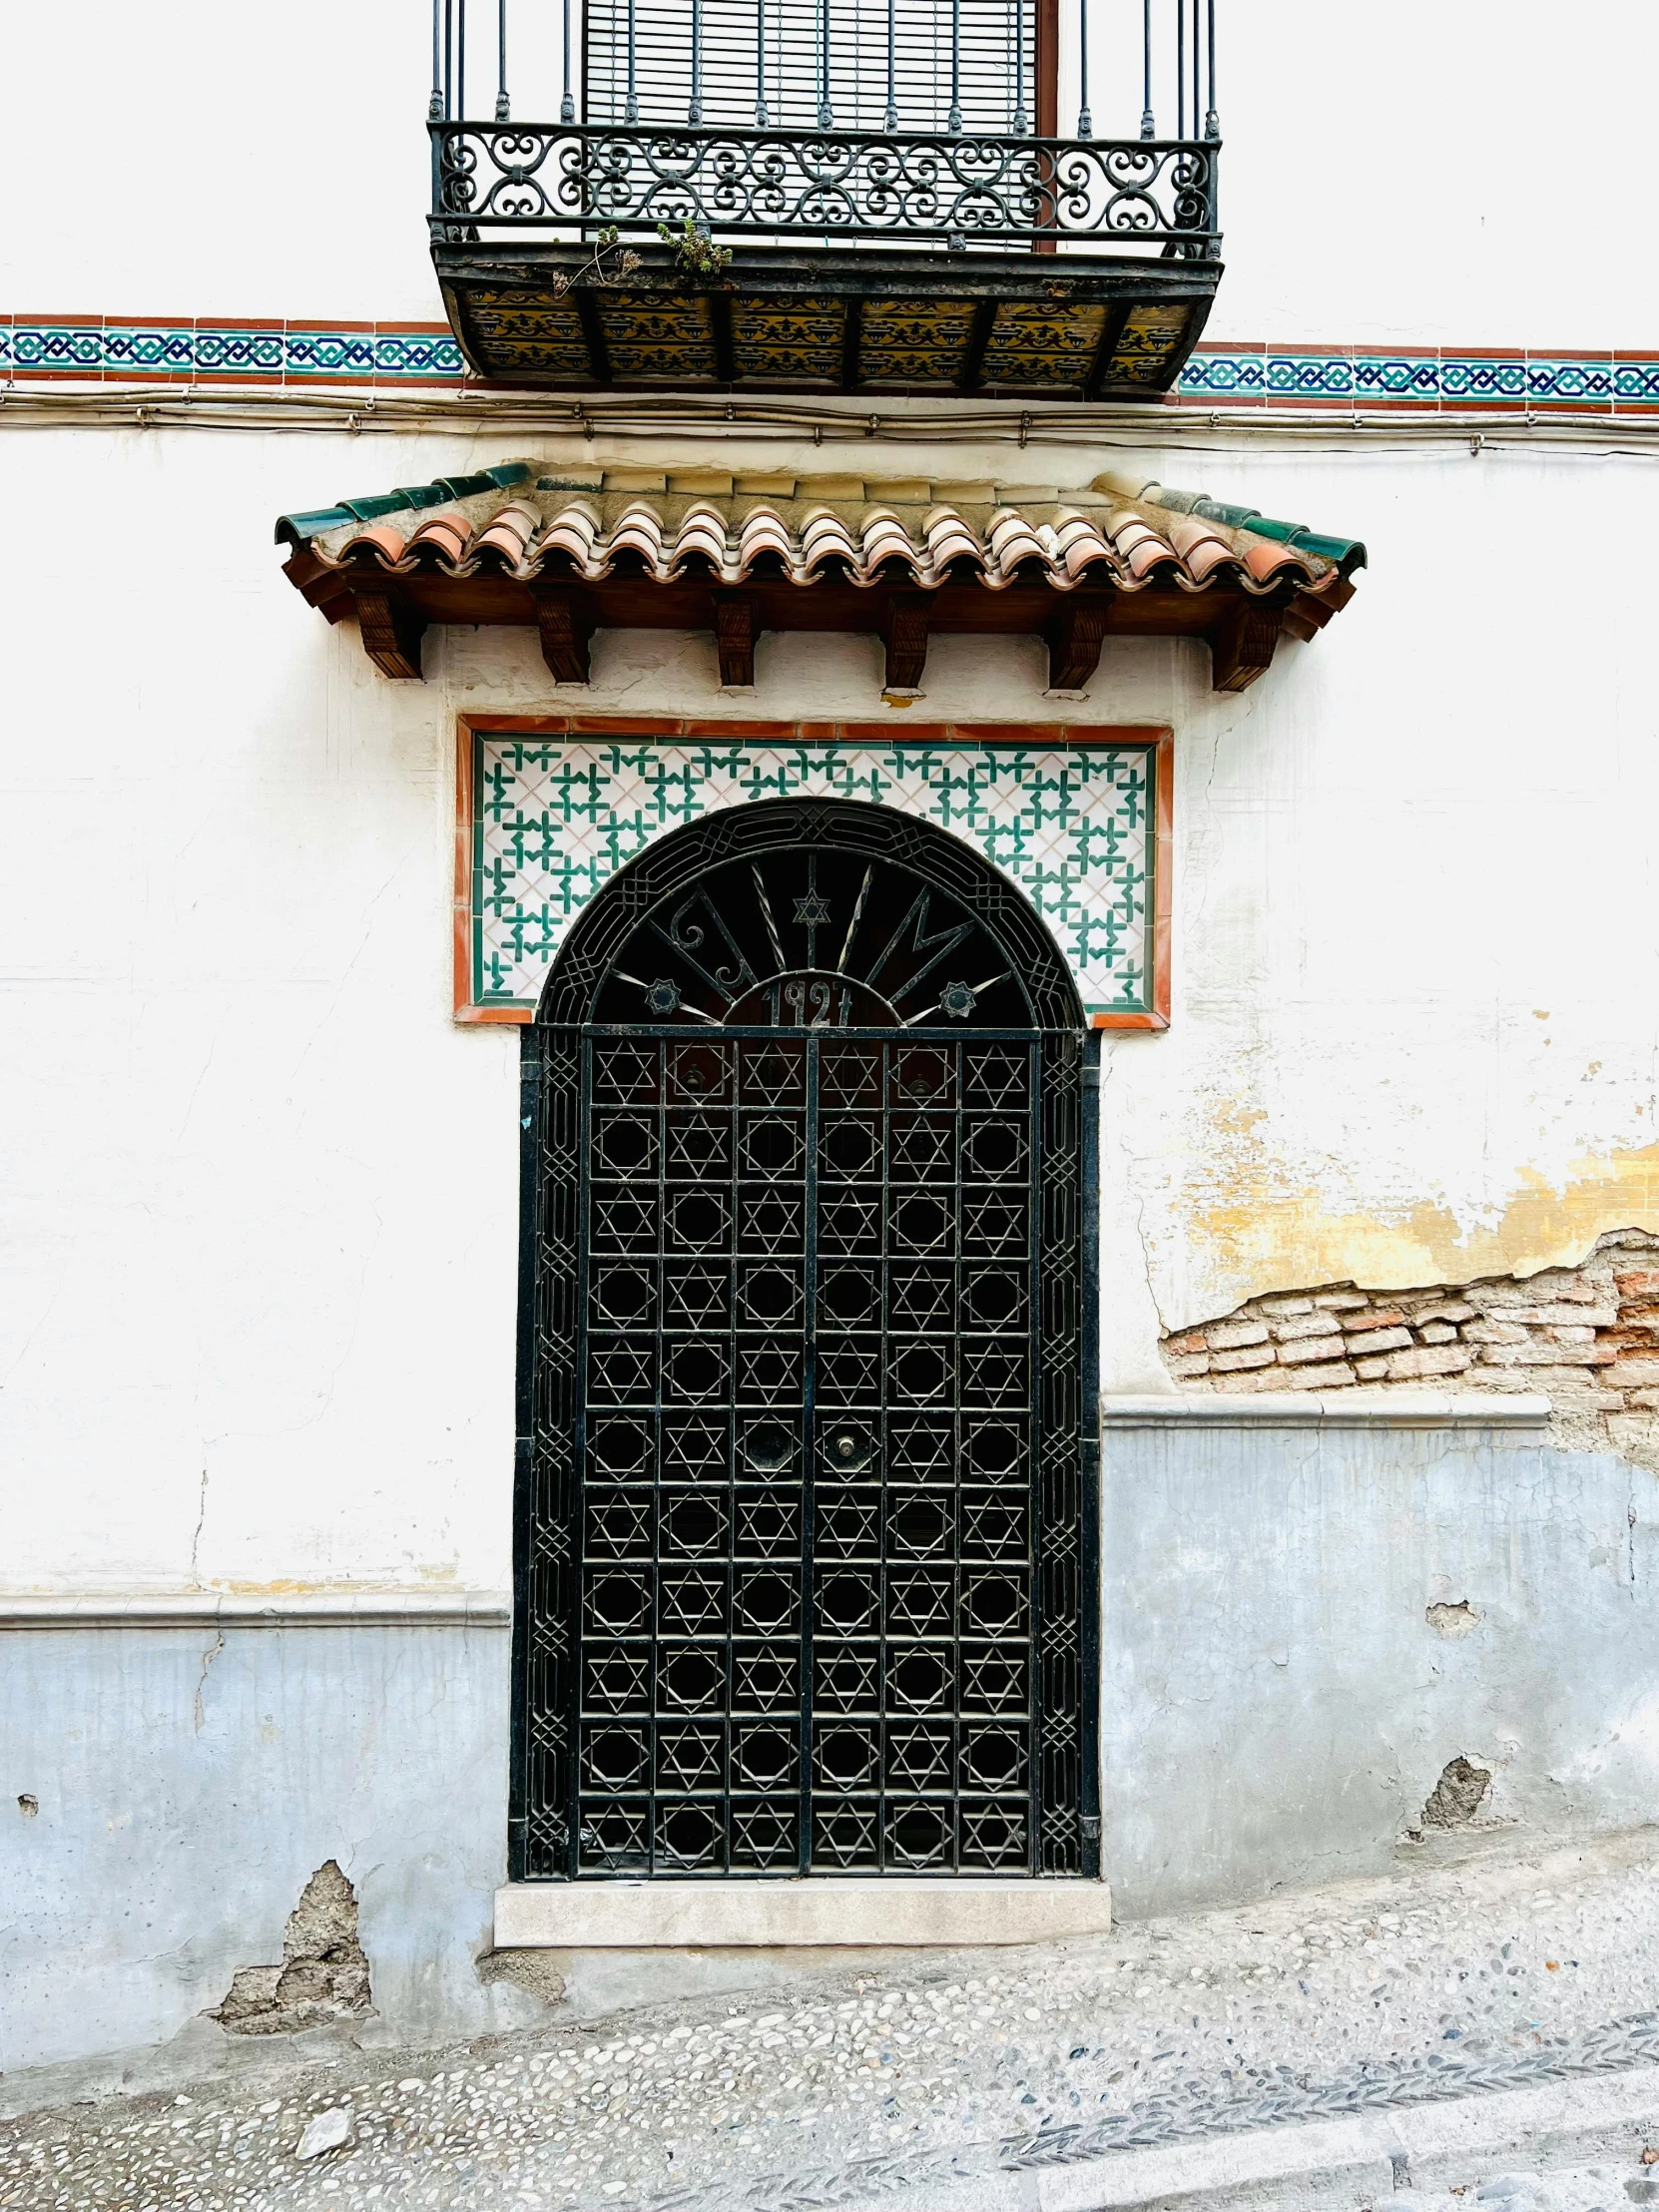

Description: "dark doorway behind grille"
512 800 1097 1882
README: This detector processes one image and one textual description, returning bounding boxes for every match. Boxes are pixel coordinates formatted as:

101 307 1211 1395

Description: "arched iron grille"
512 801 1099 1881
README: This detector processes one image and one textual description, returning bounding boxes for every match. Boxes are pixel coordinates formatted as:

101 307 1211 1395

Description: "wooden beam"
712 591 759 686
1211 599 1285 693
354 590 425 680
1044 593 1114 690
881 592 930 690
532 584 596 684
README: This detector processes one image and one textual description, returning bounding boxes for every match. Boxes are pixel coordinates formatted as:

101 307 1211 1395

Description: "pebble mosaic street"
9 1833 1659 2212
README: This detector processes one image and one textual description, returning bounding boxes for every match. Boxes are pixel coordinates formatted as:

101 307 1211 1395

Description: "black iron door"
513 802 1097 1882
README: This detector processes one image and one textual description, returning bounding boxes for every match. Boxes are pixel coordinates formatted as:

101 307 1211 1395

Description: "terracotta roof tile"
276 460 1368 604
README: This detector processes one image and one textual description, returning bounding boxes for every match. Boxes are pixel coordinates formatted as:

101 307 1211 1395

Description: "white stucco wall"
1 419 1657 1591
7 2 1654 348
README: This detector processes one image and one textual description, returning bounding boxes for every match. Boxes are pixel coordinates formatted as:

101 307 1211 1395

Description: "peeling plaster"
1166 1140 1659 1333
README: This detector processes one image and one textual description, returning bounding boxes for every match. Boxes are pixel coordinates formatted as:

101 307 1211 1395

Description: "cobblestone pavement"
8 1832 1659 2211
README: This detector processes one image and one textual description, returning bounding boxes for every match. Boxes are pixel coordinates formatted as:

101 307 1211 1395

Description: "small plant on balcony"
548 225 644 299
657 219 734 280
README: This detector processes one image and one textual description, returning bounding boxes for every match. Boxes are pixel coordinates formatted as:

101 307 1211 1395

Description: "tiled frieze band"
463 727 1163 1022
0 318 465 384
3 315 1658 409
1177 347 1659 409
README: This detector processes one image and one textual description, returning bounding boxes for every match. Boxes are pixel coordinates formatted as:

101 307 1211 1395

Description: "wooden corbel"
354 590 425 681
1210 596 1286 693
1044 592 1114 690
531 583 596 685
880 590 930 691
712 591 759 687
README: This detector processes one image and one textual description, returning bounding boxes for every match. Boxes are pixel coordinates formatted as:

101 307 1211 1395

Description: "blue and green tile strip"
3 318 1657 407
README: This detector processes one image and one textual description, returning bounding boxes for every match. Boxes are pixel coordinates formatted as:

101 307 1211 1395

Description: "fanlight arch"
535 797 1084 1032
514 798 1098 1885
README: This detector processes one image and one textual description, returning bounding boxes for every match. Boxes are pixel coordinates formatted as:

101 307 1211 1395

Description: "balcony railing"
428 0 1220 253
432 128 1215 251
424 0 1224 396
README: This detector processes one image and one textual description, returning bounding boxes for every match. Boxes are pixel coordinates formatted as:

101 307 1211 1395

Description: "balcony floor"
432 243 1220 398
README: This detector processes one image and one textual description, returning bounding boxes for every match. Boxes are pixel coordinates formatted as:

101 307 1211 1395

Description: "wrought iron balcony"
428 0 1223 399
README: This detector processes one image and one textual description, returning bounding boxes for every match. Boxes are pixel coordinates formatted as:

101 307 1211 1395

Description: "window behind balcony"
583 0 1040 135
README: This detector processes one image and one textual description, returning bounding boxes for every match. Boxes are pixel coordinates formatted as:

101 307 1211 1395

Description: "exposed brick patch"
1160 1230 1659 1463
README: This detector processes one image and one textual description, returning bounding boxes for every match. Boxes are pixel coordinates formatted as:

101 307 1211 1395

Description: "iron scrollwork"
432 121 1217 249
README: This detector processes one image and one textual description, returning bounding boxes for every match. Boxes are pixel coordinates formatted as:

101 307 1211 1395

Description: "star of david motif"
963 1344 1026 1403
962 1650 1026 1711
816 1649 878 1710
662 1419 726 1476
961 1804 1028 1869
732 1802 797 1868
886 1570 952 1635
591 1042 658 1102
963 1049 1030 1108
819 1344 881 1403
888 1268 954 1330
962 1495 1027 1557
655 1726 723 1789
962 1196 1028 1256
589 1342 655 1403
585 1494 652 1558
665 1268 730 1330
886 1727 951 1789
793 890 833 926
820 1193 881 1253
738 1492 800 1554
739 1343 803 1398
743 1047 805 1106
585 1649 650 1711
813 1806 877 1870
668 1114 732 1176
888 1419 953 1474
816 1496 878 1555
740 1191 803 1253
736 1645 798 1708
888 1117 954 1180
593 1194 657 1252
660 1572 726 1635
819 1050 881 1106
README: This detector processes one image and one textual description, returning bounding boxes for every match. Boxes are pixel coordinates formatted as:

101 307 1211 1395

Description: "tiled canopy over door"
513 800 1099 1882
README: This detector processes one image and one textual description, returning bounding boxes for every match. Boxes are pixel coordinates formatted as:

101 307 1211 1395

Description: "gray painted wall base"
494 1876 1112 1946
5 1404 1656 2077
